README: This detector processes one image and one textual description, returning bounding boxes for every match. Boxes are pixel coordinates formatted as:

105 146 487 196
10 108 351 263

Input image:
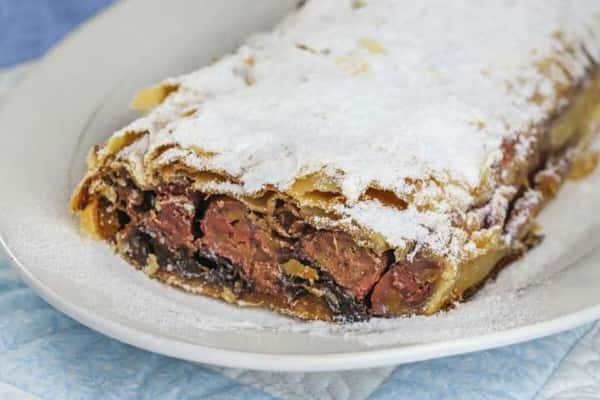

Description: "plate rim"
1 0 600 372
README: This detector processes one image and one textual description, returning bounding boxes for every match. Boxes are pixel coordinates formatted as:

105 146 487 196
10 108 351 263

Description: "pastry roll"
70 0 600 321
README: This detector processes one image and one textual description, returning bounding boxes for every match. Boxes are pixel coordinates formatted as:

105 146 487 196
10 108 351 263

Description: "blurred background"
0 0 114 68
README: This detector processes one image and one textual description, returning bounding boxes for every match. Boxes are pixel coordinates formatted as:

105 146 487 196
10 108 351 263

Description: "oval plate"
1 0 600 372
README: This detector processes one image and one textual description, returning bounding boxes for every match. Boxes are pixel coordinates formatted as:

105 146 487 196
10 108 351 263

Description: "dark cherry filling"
95 163 559 320
370 258 441 316
97 173 442 321
125 223 252 293
299 231 386 300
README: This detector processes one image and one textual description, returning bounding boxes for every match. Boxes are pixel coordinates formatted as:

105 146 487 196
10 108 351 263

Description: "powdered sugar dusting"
335 201 456 256
120 0 600 196
103 0 600 260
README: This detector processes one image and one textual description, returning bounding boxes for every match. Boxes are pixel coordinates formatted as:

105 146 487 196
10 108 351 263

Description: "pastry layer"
70 1 600 321
71 90 599 321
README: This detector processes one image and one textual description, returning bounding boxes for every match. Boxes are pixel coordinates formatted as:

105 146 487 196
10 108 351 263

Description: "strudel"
70 0 600 321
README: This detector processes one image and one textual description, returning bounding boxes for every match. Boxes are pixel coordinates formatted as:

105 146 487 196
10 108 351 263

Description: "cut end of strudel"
70 1 600 322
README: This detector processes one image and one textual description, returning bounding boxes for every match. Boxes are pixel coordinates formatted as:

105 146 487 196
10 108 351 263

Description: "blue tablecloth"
1 2 599 399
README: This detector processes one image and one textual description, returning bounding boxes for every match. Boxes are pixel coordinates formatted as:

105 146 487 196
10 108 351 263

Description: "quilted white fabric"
536 324 600 400
0 383 39 400
217 368 394 400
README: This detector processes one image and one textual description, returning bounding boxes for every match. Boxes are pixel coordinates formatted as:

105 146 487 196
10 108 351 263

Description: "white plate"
1 0 600 372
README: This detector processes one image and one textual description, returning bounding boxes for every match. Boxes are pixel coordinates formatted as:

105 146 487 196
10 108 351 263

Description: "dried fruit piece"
300 231 385 299
371 258 442 316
